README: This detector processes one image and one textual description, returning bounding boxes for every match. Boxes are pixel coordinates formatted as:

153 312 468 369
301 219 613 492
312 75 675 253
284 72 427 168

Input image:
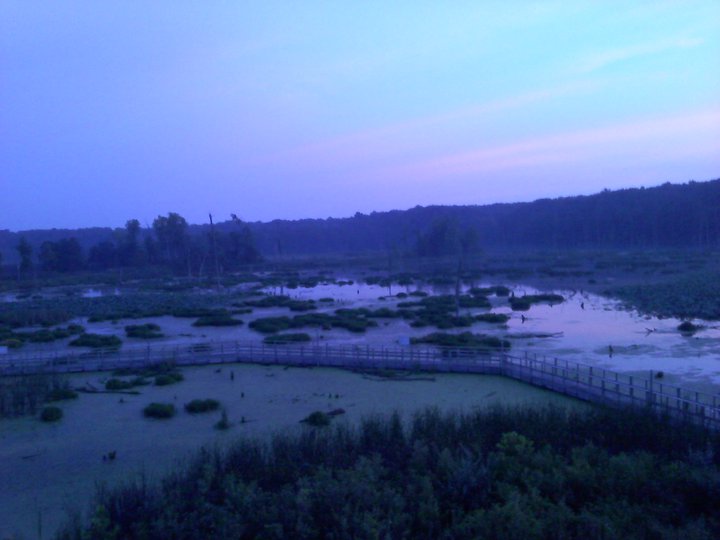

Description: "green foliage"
143 402 176 419
40 405 63 422
60 405 720 539
124 323 163 339
184 399 221 414
263 333 312 345
69 333 122 349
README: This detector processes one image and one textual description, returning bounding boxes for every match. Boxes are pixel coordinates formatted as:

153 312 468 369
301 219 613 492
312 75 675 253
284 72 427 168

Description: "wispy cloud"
374 108 720 182
576 37 704 73
256 80 603 167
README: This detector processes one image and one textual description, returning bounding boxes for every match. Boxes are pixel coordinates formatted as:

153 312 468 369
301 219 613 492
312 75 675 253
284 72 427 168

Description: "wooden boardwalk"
2 340 719 429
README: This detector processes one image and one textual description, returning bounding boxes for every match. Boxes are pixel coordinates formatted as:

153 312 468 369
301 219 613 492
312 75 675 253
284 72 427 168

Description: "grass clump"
184 399 221 414
40 406 63 422
125 323 163 339
69 333 122 349
143 402 176 419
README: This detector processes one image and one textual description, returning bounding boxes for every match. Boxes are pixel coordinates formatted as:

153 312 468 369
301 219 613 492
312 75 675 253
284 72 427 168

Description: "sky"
1 1 719 231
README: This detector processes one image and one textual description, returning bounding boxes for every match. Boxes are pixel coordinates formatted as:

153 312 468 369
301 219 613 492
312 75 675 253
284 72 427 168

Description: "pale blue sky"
1 1 719 230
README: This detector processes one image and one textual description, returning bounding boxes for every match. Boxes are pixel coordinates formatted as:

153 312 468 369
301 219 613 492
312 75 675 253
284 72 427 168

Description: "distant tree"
38 238 84 272
153 212 189 269
118 218 143 266
38 241 59 272
16 237 32 278
88 240 118 270
228 214 261 265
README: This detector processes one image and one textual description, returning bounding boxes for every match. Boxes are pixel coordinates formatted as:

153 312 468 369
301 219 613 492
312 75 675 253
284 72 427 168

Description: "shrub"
184 399 221 414
143 402 175 419
40 406 63 422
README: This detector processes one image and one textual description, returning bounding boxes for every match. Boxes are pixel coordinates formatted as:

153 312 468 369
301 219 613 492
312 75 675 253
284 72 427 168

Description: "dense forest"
57 405 720 540
1 179 718 275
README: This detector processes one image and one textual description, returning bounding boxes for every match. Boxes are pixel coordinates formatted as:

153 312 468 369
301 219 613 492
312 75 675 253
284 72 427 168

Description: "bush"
154 372 184 386
143 402 176 419
40 406 63 422
184 399 221 414
301 410 330 426
69 333 122 349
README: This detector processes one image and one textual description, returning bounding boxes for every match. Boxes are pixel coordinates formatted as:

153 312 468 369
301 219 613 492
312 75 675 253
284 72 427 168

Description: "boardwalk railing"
1 340 719 429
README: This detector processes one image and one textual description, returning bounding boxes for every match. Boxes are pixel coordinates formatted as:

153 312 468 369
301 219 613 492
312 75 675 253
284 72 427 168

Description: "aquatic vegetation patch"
612 271 720 320
263 333 312 345
125 323 163 339
300 410 331 426
69 333 122 349
39 405 63 422
474 313 511 324
143 402 176 419
154 372 184 386
184 399 221 414
411 331 511 350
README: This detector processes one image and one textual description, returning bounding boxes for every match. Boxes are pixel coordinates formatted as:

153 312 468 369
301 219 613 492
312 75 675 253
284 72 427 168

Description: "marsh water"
0 364 579 539
11 279 720 389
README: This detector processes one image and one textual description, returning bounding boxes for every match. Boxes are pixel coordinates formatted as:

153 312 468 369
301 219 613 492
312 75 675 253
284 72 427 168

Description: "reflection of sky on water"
268 280 720 383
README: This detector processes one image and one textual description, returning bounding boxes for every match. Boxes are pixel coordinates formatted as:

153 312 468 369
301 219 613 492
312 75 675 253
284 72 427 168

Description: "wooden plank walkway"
2 340 719 429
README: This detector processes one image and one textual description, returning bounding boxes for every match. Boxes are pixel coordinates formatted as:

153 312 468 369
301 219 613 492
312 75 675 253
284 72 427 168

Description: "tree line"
1 178 718 272
7 213 260 278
